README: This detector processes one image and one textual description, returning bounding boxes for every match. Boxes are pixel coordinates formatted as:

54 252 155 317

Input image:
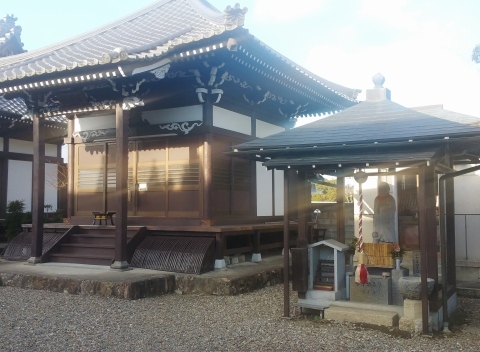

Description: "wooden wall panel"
168 190 199 212
76 192 103 212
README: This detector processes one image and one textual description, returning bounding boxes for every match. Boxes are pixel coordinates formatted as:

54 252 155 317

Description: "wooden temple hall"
0 1 359 272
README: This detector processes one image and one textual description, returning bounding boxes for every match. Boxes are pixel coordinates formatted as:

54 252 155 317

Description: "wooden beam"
28 111 45 264
67 117 75 218
444 155 456 286
417 165 431 335
336 176 346 243
425 165 439 294
296 170 309 248
0 137 8 218
111 104 129 270
202 95 214 224
283 169 291 318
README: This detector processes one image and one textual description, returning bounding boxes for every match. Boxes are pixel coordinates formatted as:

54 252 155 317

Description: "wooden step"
313 283 333 291
68 233 133 245
49 253 113 266
57 243 115 257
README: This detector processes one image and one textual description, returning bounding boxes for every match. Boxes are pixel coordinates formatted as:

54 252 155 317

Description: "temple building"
0 0 358 271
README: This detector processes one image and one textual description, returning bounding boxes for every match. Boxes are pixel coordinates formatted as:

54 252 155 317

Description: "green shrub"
5 200 26 241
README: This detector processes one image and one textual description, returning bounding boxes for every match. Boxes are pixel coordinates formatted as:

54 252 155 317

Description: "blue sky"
5 0 480 119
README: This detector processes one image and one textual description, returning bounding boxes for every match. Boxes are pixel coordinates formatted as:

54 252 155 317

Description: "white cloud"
358 0 419 30
305 40 480 117
303 1 480 118
251 0 325 22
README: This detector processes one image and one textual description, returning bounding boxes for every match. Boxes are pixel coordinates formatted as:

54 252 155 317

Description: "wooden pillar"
0 137 9 218
202 96 213 225
66 117 75 218
417 165 434 334
425 166 438 293
283 169 291 317
111 104 130 270
249 108 257 217
444 155 456 286
336 176 346 243
296 170 309 248
28 111 45 264
250 159 257 217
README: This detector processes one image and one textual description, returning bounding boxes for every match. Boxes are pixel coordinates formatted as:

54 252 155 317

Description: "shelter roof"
233 99 480 152
231 75 480 173
262 149 438 170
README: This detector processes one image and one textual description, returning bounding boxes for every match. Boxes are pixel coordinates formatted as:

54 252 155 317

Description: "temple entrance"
74 136 202 218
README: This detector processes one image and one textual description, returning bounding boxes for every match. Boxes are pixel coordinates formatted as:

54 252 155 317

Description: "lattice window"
77 168 103 189
137 166 166 186
168 163 200 186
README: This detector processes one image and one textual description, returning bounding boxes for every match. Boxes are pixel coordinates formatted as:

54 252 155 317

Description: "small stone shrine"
299 239 349 308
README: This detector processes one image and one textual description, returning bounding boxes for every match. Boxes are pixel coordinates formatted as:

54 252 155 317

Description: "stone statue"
373 182 396 242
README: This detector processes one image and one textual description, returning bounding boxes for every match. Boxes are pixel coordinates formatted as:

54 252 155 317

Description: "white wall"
256 162 272 216
7 160 58 212
0 137 3 151
274 169 284 216
213 106 251 135
143 105 202 124
8 160 32 210
454 172 480 260
256 120 284 138
74 114 115 132
9 139 58 157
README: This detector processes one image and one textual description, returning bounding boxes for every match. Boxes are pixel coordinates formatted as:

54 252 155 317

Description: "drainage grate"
3 232 61 260
131 235 215 274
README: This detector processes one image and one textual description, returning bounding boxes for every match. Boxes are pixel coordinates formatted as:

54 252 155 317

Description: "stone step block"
324 305 399 327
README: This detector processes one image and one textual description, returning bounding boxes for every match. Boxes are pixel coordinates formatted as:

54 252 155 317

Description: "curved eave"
0 0 240 83
247 34 361 101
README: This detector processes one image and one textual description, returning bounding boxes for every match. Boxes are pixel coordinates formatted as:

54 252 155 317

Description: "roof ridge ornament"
224 4 248 28
372 73 385 88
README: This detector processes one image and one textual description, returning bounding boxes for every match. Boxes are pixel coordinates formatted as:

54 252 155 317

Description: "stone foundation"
0 272 174 300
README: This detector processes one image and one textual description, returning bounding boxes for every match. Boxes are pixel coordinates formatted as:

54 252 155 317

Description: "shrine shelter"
0 1 359 273
231 73 480 334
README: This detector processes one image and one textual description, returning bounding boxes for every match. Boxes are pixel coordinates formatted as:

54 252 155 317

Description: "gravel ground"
0 285 479 352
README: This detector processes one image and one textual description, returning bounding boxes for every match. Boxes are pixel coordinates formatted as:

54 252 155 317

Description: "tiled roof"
0 96 26 116
0 0 359 103
234 99 480 151
0 0 245 82
0 96 67 123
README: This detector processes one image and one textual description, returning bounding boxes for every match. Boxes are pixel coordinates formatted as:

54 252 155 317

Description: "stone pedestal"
349 276 392 305
391 268 409 306
399 299 432 334
251 253 262 262
214 259 226 270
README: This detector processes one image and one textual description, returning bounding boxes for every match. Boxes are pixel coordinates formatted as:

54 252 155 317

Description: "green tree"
311 180 354 202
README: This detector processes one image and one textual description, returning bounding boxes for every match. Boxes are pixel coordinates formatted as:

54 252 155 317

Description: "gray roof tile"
0 0 241 81
0 0 359 101
235 99 480 151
